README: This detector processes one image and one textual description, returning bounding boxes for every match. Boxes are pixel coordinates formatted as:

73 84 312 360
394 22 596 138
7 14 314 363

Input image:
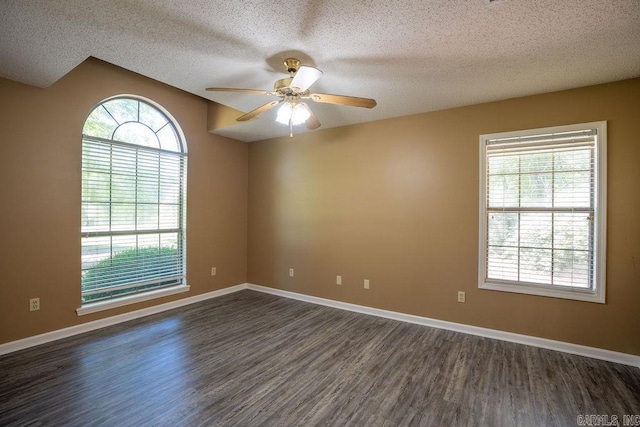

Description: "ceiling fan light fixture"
276 102 310 126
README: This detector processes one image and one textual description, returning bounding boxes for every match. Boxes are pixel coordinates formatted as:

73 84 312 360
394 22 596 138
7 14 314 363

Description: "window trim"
79 95 188 313
76 284 190 316
478 121 607 303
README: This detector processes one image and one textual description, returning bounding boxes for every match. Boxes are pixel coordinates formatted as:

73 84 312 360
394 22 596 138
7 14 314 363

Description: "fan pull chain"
289 115 293 138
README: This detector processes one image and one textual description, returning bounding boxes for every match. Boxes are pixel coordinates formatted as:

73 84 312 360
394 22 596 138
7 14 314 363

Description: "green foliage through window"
82 247 181 303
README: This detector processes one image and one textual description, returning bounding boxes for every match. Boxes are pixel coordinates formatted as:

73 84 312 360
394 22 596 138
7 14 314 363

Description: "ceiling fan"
206 58 377 137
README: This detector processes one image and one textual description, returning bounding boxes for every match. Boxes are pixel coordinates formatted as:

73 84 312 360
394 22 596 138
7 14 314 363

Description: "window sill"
479 281 604 303
76 284 190 316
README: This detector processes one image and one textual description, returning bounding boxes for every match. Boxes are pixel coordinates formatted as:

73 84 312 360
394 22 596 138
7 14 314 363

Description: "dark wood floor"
1 290 639 426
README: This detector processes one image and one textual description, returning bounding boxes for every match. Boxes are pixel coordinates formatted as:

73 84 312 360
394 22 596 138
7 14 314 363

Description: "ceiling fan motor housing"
274 77 293 92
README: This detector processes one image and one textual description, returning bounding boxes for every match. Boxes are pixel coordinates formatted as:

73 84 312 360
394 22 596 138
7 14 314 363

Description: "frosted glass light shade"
276 103 310 126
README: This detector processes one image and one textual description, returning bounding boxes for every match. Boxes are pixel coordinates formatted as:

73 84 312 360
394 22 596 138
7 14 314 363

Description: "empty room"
1 1 639 425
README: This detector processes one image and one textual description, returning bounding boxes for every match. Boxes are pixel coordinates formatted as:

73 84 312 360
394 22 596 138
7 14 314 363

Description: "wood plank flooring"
1 290 639 426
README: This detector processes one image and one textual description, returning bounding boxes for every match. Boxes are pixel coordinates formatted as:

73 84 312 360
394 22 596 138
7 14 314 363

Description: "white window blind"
479 122 606 303
81 97 187 304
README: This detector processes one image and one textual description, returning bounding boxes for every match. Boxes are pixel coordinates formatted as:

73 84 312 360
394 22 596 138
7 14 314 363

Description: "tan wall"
1 58 637 356
0 58 248 344
247 78 640 355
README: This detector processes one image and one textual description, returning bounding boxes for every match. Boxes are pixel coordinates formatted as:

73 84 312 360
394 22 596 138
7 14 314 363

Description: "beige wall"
1 58 637 356
247 78 640 355
0 58 248 344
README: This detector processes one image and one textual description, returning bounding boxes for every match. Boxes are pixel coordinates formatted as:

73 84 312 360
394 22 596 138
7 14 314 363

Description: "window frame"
77 95 189 315
478 121 607 303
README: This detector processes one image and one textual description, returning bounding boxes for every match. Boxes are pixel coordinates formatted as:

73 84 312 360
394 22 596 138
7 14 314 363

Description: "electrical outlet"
211 267 217 276
458 291 466 303
289 268 294 277
30 298 40 311
336 275 342 285
364 279 370 289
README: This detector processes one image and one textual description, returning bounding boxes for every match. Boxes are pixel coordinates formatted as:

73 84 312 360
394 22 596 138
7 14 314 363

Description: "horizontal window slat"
83 274 184 292
81 229 181 238
82 277 183 296
83 135 186 157
486 207 593 213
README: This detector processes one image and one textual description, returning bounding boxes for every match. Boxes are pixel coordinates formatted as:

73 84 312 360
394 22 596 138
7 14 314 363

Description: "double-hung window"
479 122 606 303
79 96 188 313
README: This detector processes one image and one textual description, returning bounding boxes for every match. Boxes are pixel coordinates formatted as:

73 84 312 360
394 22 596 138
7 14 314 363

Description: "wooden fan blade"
290 66 323 92
302 103 321 130
206 87 273 95
236 101 281 121
309 93 377 108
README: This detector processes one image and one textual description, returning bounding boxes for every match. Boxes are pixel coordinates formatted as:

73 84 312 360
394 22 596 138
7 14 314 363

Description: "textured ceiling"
1 0 639 142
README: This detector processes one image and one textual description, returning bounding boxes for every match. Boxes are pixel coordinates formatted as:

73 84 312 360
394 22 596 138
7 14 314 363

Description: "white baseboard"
247 284 640 368
0 283 249 356
3 282 638 369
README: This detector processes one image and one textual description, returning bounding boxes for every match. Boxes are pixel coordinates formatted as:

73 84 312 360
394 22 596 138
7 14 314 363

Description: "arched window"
80 96 187 309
